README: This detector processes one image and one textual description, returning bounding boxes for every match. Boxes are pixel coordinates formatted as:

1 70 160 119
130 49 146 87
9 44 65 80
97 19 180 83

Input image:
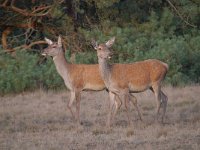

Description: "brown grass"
0 86 200 150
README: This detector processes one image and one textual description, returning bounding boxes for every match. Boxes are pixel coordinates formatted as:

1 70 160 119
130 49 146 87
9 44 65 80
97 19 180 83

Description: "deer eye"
98 47 102 50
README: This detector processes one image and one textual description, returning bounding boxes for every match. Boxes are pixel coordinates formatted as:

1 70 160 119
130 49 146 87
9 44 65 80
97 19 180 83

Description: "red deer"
42 36 142 125
92 37 168 127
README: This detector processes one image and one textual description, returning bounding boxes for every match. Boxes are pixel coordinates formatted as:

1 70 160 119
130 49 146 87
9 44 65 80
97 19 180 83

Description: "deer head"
92 37 115 59
42 36 63 57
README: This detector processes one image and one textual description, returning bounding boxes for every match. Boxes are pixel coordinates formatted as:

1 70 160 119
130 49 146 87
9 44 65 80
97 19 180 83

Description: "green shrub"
0 50 64 95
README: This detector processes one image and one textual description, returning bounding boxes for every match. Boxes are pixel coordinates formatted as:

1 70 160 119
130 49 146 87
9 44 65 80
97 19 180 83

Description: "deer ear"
105 37 115 48
91 39 98 50
58 36 62 47
45 37 53 45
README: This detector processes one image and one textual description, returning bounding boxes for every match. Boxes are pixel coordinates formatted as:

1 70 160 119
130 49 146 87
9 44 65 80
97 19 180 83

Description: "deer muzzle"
108 51 113 59
42 52 47 56
41 49 47 56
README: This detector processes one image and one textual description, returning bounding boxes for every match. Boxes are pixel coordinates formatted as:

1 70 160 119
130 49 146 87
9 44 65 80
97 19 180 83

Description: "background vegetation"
0 0 199 94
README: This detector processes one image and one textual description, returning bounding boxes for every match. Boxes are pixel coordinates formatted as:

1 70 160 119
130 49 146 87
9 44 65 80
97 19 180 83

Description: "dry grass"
0 86 200 150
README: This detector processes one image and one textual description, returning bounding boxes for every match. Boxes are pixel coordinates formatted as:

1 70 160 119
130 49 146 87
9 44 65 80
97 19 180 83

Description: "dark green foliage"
0 51 64 95
75 51 97 64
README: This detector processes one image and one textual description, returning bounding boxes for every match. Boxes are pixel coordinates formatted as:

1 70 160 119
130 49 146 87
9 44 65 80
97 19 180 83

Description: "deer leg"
161 91 168 123
152 84 162 121
107 92 116 128
67 91 76 121
130 94 143 121
110 94 122 124
124 94 133 126
115 94 123 110
75 92 81 124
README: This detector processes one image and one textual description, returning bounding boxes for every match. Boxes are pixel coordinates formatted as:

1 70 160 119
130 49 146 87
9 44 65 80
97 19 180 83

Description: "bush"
0 50 64 95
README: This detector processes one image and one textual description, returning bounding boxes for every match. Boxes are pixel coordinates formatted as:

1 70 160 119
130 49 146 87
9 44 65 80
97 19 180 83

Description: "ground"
0 86 200 150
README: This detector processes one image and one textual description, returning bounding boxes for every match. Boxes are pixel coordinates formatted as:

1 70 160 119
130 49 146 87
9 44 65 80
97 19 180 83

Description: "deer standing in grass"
42 36 142 125
92 37 168 127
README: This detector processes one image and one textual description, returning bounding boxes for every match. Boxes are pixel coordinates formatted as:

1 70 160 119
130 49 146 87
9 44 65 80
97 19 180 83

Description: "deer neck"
52 52 72 89
98 58 112 87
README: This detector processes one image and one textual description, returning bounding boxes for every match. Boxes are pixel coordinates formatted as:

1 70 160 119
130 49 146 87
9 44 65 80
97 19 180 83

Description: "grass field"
0 86 200 150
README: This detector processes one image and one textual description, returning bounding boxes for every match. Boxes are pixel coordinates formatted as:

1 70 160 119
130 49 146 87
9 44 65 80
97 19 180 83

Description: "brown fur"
110 60 168 91
68 64 105 90
94 37 168 127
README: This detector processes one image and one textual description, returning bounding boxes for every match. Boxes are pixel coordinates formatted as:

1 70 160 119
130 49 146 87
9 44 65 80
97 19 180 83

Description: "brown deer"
42 36 142 124
92 37 168 127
